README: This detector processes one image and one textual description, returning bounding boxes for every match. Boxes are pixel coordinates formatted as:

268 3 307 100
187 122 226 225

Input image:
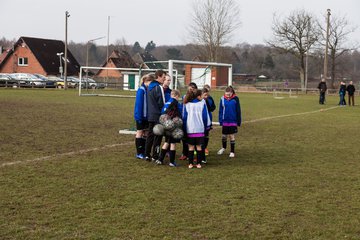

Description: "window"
18 57 28 66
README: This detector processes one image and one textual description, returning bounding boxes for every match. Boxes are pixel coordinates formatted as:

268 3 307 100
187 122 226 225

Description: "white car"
9 73 46 87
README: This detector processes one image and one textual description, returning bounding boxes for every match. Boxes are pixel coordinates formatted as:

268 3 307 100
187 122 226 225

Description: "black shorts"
165 136 181 144
187 137 205 146
222 126 238 135
136 120 149 131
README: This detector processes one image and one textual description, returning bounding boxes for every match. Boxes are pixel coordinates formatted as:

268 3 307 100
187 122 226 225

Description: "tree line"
1 0 359 89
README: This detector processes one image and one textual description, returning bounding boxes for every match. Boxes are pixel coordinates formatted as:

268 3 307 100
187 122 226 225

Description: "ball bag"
171 128 184 140
172 117 183 128
153 124 165 136
159 114 170 125
163 119 175 131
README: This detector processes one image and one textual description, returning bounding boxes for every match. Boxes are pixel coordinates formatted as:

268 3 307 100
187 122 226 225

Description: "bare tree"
188 0 241 62
114 37 131 52
318 13 358 88
267 9 318 90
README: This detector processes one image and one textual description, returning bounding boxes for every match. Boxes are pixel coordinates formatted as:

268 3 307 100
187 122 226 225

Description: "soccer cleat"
201 160 207 164
217 148 225 155
155 160 163 165
144 156 151 161
196 164 202 169
136 153 144 159
169 162 177 167
188 164 194 169
179 155 187 161
205 148 209 156
229 152 235 158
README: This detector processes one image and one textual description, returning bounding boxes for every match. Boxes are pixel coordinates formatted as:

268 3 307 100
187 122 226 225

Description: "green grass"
1 88 360 239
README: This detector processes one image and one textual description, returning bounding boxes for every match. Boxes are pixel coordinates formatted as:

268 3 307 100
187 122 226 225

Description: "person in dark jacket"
346 81 356 106
339 81 347 106
317 78 327 104
144 70 166 161
133 74 154 159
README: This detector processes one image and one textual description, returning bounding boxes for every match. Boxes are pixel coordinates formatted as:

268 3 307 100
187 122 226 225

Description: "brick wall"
0 43 46 75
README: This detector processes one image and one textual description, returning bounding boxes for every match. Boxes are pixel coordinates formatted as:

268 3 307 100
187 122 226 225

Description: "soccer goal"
79 60 232 97
143 60 233 90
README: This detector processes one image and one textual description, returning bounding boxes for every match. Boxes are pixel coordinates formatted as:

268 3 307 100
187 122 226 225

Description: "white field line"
2 106 338 168
240 105 339 124
1 142 133 168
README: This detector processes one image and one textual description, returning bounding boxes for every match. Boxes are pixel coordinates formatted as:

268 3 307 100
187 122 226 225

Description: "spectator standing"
317 78 327 105
346 81 356 106
339 81 347 106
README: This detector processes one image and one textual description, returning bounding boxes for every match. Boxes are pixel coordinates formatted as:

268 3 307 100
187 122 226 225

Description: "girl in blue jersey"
217 86 242 158
202 85 216 160
179 82 198 161
156 89 183 167
183 89 210 169
133 74 154 159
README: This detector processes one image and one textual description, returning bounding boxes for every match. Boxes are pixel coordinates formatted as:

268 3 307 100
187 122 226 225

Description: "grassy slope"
1 89 360 239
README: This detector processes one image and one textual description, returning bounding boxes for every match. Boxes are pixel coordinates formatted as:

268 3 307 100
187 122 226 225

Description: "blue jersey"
134 84 147 122
161 97 183 117
163 87 172 102
219 95 241 127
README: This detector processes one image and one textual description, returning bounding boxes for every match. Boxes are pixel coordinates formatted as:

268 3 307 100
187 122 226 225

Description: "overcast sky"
1 0 359 47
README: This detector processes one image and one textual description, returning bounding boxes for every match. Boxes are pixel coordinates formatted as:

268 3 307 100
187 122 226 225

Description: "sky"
1 0 359 48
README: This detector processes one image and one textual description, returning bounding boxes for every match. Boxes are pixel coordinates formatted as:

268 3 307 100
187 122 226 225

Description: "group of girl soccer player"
133 70 242 169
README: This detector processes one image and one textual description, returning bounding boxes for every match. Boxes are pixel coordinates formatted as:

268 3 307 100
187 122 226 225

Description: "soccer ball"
171 128 184 140
153 124 165 136
163 119 175 131
172 117 183 128
159 114 170 125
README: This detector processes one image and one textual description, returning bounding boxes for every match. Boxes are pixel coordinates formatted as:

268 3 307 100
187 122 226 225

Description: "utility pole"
86 36 105 79
323 9 331 81
106 16 110 80
64 10 70 90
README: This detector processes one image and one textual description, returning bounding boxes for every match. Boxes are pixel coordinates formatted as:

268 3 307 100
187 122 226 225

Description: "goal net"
79 60 232 97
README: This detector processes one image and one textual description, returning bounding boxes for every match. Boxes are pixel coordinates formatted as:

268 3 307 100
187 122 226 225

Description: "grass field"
1 88 360 239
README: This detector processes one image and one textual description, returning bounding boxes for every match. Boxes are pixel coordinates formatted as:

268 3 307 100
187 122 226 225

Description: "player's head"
225 86 235 98
163 74 171 88
187 82 198 92
171 89 180 99
141 74 155 86
202 87 209 99
155 70 166 84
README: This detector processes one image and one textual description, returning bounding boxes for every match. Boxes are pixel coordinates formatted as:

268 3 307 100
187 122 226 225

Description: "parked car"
56 76 79 88
82 78 106 89
33 74 56 88
9 73 46 87
0 73 19 87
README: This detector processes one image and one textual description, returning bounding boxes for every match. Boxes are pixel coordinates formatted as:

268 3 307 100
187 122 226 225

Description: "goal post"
167 59 232 89
79 60 232 97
